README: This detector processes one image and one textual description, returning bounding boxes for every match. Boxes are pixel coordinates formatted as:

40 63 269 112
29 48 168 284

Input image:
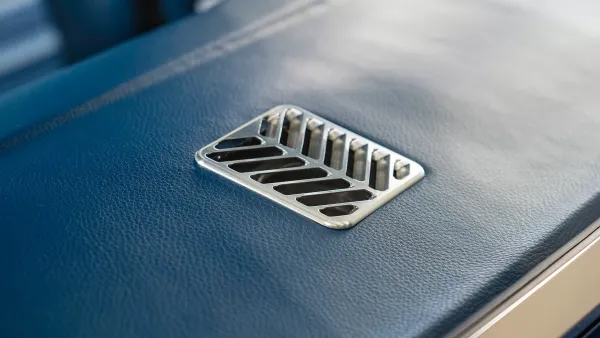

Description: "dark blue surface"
587 322 600 338
0 1 50 43
46 0 139 61
0 0 64 95
565 305 600 338
0 54 64 95
0 0 287 141
159 0 194 21
2 0 600 337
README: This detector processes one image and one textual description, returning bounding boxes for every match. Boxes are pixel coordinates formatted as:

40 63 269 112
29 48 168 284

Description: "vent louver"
195 105 424 229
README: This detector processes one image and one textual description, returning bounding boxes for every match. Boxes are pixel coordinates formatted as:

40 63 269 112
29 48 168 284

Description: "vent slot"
207 146 283 162
215 137 262 149
229 157 305 173
279 109 303 149
346 139 368 181
259 114 279 138
274 179 351 195
301 119 324 160
369 150 391 191
320 205 357 217
297 189 373 207
324 129 346 170
251 168 328 184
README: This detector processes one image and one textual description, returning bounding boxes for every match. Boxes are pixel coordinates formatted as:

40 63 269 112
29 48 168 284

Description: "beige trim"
455 219 600 338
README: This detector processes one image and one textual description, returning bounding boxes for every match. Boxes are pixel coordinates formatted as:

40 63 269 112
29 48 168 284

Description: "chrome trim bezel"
195 105 425 229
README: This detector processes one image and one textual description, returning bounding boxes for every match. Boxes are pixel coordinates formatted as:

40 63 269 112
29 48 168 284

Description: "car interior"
2 0 600 337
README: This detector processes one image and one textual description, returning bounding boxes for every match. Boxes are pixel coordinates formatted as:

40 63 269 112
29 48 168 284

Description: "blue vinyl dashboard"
2 0 600 337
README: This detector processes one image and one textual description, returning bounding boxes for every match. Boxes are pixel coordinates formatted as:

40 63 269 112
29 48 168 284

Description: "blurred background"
0 0 222 94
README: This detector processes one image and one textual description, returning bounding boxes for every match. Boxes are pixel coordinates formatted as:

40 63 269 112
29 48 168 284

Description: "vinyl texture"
1 0 600 337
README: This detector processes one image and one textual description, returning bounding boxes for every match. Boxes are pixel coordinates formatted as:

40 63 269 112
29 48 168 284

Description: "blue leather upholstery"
1 0 144 94
2 0 600 337
0 0 64 94
46 0 139 61
159 0 194 21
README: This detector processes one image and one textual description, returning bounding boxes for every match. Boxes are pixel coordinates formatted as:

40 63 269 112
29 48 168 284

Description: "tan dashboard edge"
455 218 600 338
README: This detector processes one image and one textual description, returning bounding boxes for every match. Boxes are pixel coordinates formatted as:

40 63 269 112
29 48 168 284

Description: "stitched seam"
0 0 328 154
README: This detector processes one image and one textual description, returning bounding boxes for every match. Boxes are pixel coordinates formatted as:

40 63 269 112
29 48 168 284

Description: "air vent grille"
195 105 424 229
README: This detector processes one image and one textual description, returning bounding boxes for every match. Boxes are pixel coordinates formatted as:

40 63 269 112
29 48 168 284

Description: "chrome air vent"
195 105 424 229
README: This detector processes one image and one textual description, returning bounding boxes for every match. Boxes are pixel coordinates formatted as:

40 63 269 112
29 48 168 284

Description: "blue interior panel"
1 0 600 337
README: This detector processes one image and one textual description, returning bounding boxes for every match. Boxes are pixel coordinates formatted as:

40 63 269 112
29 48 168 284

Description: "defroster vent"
195 105 424 229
